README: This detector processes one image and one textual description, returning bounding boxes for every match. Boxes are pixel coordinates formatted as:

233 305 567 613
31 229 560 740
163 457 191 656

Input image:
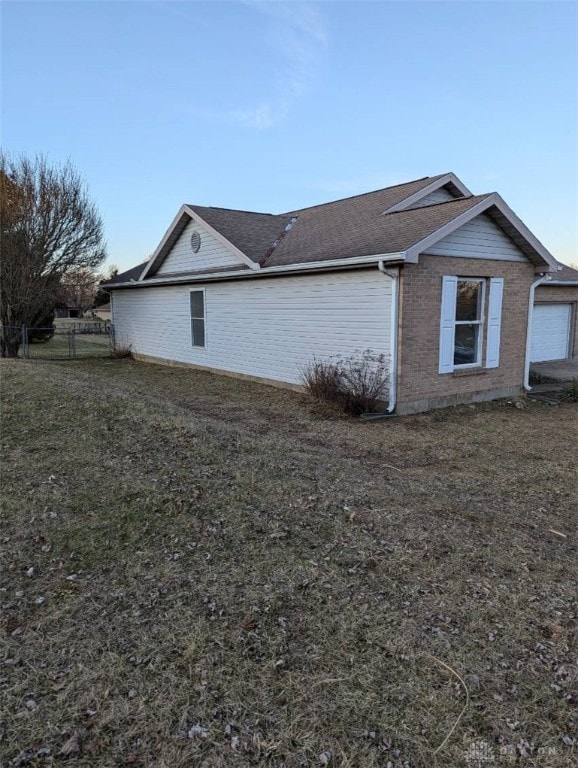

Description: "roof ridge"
189 204 277 217
187 175 452 218
284 175 448 215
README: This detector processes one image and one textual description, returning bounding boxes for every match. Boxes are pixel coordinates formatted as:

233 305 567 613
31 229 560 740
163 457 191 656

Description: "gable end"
405 194 557 270
156 216 246 276
140 206 261 280
382 173 472 214
424 213 528 262
409 186 459 209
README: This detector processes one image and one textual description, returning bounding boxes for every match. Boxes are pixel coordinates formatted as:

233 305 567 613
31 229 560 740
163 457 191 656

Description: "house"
93 303 112 322
55 304 81 319
105 173 576 414
531 265 578 363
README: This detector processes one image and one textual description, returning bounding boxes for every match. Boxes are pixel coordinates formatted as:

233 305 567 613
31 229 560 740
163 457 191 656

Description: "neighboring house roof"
107 261 149 284
547 264 578 284
105 174 560 287
94 303 111 311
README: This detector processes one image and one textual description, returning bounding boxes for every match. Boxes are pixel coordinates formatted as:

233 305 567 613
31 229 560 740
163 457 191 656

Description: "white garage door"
531 304 571 362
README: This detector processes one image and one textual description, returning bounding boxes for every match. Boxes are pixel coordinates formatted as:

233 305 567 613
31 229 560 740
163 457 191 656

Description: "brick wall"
534 284 578 358
396 255 536 412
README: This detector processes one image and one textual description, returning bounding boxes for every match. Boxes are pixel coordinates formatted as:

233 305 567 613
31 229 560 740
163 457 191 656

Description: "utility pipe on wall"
378 261 399 412
523 273 550 391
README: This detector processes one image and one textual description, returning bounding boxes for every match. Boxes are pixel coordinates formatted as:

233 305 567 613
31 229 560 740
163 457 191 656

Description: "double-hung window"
454 279 485 366
190 290 206 348
439 276 503 374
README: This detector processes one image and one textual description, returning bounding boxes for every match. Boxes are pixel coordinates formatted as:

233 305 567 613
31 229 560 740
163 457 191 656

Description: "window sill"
452 366 487 378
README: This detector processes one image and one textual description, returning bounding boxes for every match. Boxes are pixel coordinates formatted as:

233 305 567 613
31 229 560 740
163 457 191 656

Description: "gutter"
378 261 399 413
523 273 551 391
106 252 406 290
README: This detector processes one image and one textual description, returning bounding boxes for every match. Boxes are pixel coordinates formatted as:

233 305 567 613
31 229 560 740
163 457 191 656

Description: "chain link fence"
1 322 114 360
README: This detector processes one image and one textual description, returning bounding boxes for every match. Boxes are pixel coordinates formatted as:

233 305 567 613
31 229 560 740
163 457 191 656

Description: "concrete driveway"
531 357 578 381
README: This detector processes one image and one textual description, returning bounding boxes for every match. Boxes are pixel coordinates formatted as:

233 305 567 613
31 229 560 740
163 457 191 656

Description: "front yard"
0 359 576 767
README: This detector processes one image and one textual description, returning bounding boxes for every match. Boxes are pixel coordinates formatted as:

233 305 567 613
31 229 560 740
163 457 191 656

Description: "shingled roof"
106 173 559 285
550 264 578 282
265 194 491 267
187 206 291 264
106 261 148 284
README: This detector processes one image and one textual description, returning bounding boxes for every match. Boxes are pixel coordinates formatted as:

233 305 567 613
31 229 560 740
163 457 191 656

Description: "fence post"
21 325 29 359
69 328 76 359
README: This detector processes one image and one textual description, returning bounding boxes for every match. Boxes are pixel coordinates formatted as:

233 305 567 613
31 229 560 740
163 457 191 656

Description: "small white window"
190 290 206 347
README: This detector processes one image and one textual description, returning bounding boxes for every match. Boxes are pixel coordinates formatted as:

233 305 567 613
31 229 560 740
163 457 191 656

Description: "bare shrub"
111 343 132 359
301 357 343 405
301 350 389 416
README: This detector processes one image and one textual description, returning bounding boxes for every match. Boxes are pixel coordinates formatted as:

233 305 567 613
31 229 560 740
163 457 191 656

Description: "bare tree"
0 152 107 356
57 267 102 316
93 264 118 308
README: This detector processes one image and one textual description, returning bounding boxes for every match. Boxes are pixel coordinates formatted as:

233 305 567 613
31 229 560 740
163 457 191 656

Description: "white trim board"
108 252 407 290
382 173 472 214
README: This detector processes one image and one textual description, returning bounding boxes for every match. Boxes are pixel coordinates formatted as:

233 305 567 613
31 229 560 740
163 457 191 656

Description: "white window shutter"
486 278 504 369
439 276 457 374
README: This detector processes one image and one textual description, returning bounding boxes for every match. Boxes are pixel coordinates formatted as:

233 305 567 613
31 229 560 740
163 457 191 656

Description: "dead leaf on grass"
83 739 103 755
549 623 565 640
59 732 81 756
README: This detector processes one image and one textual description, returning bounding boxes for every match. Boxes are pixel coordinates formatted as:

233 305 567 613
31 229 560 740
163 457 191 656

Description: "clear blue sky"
2 0 577 271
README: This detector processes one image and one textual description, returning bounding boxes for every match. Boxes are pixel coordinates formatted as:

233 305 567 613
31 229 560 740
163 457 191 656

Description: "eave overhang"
404 193 558 271
106 252 407 289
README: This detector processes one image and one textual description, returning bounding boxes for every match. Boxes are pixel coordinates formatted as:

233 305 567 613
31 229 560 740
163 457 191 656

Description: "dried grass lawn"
0 359 576 767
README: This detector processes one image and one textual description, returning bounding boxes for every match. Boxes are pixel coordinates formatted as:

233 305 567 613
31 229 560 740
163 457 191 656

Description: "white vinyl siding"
485 278 504 368
112 270 392 386
425 214 527 261
531 304 571 362
157 218 243 276
410 187 456 208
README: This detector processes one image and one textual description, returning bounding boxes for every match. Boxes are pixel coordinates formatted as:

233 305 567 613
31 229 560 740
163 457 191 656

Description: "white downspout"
524 273 550 390
378 261 399 412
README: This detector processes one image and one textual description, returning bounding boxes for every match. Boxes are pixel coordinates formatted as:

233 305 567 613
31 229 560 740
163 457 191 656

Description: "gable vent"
190 231 201 253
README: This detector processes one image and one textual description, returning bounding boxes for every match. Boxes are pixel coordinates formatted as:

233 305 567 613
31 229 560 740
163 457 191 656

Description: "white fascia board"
489 194 559 270
382 173 473 215
404 193 558 270
139 205 191 281
108 252 406 289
